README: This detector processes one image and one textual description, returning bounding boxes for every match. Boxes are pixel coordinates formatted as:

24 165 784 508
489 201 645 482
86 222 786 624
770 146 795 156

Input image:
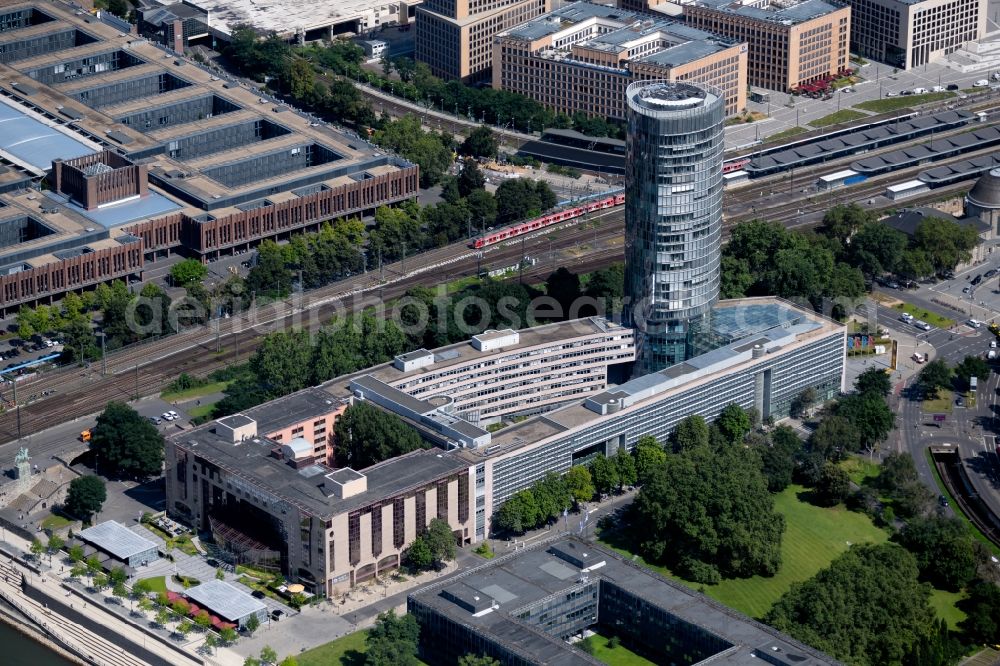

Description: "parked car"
972 274 983 285
162 412 175 421
956 396 965 406
968 319 983 329
912 86 928 94
885 91 897 97
938 494 949 507
986 268 998 278
975 79 990 87
206 558 220 568
947 83 960 91
148 416 162 425
932 85 945 93
963 286 971 293
271 610 284 621
251 590 266 599
168 410 180 420
914 320 932 331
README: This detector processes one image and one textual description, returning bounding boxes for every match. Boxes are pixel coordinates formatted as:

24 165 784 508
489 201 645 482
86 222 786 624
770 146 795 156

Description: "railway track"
4 111 999 440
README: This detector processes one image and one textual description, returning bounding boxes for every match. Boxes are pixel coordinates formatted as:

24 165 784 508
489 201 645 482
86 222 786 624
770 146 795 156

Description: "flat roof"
819 169 857 182
243 387 344 436
478 298 840 454
171 424 468 518
409 537 838 665
79 521 158 560
184 580 266 622
183 0 418 37
322 317 625 398
693 0 845 23
0 94 97 172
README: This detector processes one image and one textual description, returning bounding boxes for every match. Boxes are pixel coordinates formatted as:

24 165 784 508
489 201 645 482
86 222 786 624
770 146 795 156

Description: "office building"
0 2 418 315
147 0 419 46
493 2 748 118
623 80 725 374
166 413 475 596
684 0 851 92
409 537 838 665
465 298 845 526
847 0 986 69
416 0 549 83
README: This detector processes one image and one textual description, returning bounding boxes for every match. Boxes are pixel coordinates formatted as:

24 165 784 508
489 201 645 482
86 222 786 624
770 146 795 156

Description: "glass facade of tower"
624 80 725 375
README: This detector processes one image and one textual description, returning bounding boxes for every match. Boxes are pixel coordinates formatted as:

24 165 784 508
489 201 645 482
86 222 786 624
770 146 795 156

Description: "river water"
0 615 73 666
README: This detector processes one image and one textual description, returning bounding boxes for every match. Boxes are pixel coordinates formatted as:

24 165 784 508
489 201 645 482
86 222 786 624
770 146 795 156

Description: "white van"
975 79 990 87
912 87 928 94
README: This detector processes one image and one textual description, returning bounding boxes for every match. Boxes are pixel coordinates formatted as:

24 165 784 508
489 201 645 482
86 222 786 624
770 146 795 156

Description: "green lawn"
160 380 230 402
581 632 657 666
601 485 889 619
854 91 955 113
929 588 967 630
921 389 954 414
892 303 955 330
765 126 808 143
41 513 74 530
137 576 166 594
188 403 216 420
808 109 868 128
838 456 880 486
298 630 429 666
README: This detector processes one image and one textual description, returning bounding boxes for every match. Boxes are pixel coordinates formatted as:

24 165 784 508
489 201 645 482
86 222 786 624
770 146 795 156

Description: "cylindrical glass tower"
624 80 725 376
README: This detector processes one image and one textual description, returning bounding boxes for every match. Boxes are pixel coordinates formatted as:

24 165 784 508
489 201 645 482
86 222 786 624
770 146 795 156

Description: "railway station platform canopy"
919 153 1000 187
746 110 974 175
850 125 1000 175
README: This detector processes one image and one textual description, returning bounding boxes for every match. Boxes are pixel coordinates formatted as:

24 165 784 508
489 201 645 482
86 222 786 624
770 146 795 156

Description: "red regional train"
471 157 750 249
472 193 625 249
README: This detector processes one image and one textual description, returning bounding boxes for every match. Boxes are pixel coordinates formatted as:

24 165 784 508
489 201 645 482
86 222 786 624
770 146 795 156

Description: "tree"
814 463 851 506
855 366 893 398
848 221 907 276
333 401 426 469
758 426 801 493
109 566 127 586
170 259 208 287
613 449 637 489
278 658 298 666
247 240 292 299
216 568 226 580
912 217 979 274
808 414 858 461
588 455 619 495
954 355 990 390
30 538 43 560
204 632 218 654
958 579 1000 645
155 608 170 628
90 402 164 479
836 392 894 456
220 626 239 644
405 535 434 571
459 655 500 666
544 267 582 318
374 115 453 186
259 646 278 665
493 489 540 535
892 516 983 591
715 405 751 445
564 465 595 504
819 203 877 246
68 544 84 562
633 436 666 485
494 179 556 224
93 572 108 592
365 610 420 666
249 329 314 398
459 126 498 158
632 441 784 582
425 517 457 563
65 475 106 521
671 415 710 452
457 158 486 197
46 533 64 556
244 613 260 636
765 544 940 666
